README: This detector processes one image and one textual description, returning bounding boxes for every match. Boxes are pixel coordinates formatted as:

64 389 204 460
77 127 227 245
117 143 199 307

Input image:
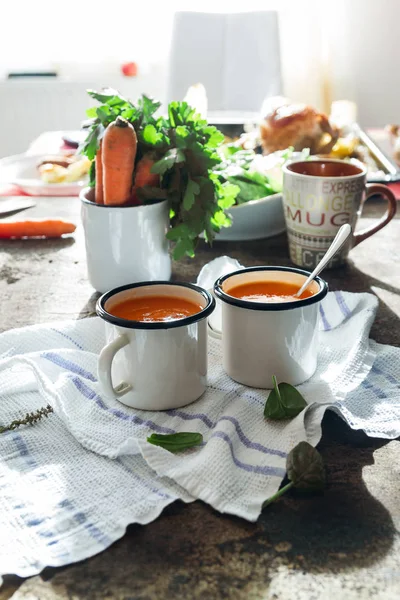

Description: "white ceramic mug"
80 187 171 293
96 282 215 410
282 159 397 269
213 266 328 388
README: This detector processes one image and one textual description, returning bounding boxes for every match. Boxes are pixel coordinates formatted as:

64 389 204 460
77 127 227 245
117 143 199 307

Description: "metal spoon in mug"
295 223 352 298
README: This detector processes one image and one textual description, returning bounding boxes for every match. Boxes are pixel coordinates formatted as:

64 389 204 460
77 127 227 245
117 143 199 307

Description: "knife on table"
0 198 36 218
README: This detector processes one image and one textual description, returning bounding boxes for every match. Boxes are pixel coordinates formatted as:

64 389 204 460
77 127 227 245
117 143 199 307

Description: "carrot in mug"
131 153 160 204
134 153 159 189
95 140 104 204
0 220 76 238
102 117 137 206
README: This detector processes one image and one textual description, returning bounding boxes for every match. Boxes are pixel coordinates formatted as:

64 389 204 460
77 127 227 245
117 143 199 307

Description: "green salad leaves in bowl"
211 146 310 241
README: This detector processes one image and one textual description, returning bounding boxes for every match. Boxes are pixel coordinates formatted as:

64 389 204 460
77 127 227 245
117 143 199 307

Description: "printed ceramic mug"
212 267 328 387
282 159 397 269
96 282 215 411
80 187 171 293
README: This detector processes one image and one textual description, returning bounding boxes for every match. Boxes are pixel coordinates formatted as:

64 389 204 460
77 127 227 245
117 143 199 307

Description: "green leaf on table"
286 441 325 491
264 376 307 420
147 432 203 453
262 441 325 508
183 178 200 211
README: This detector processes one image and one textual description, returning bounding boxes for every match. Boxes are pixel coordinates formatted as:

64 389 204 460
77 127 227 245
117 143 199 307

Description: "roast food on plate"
37 154 91 184
260 102 339 155
234 96 395 179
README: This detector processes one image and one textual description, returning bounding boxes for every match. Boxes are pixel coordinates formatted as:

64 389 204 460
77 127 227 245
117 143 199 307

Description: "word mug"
282 159 397 269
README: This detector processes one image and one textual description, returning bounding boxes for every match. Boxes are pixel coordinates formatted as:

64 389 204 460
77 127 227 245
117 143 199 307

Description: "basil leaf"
147 432 203 453
287 441 325 491
264 376 307 420
263 379 285 420
262 442 325 508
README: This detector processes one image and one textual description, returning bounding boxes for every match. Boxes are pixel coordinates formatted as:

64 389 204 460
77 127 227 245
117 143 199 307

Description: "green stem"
272 375 281 401
262 481 294 508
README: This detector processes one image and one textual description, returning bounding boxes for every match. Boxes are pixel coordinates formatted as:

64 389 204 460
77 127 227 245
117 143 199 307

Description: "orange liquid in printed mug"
110 295 203 322
228 280 315 303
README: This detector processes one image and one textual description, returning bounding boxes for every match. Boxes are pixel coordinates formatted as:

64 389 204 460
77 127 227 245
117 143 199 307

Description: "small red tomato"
121 62 138 77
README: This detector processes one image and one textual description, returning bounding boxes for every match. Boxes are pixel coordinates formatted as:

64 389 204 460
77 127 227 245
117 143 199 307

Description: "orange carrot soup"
110 295 202 322
228 281 315 303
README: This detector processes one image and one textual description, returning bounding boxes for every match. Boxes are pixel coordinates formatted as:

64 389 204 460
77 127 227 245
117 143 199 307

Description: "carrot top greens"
81 89 239 259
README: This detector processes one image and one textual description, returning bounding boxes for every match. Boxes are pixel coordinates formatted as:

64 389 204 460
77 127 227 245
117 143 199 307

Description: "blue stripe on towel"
41 352 97 382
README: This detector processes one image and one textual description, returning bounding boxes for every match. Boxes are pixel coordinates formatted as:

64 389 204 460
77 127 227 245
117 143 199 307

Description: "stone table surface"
0 197 399 600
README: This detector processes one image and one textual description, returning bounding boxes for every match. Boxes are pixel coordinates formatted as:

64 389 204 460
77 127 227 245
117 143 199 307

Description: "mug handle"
98 334 132 398
353 184 397 246
207 288 222 339
208 322 222 340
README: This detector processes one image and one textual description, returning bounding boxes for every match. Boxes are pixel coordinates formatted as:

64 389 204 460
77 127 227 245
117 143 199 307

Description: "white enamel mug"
213 267 328 388
96 282 215 411
80 187 171 293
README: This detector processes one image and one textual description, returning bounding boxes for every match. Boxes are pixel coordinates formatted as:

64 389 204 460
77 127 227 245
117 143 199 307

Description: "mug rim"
214 266 328 312
96 281 216 329
282 158 367 179
80 186 167 209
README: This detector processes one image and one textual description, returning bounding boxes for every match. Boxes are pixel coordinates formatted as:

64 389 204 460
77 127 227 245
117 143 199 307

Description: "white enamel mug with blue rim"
80 187 171 294
213 266 328 388
96 282 215 411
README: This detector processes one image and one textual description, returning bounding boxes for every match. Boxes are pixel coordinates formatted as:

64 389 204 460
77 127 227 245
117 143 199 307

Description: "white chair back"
166 11 282 113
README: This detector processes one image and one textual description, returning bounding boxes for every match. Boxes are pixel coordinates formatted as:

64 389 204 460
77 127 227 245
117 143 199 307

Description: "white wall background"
0 0 398 157
343 0 400 127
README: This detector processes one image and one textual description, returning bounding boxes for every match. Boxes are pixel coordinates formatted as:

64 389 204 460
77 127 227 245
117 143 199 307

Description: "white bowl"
0 153 88 196
215 193 285 241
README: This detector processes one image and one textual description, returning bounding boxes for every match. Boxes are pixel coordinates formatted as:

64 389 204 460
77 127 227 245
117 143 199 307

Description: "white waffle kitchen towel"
1 285 400 578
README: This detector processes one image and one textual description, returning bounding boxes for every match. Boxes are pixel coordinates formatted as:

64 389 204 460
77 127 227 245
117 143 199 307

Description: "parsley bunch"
81 89 239 259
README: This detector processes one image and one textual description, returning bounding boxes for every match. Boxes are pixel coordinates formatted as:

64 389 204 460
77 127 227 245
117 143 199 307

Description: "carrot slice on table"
102 117 137 206
0 220 76 238
95 140 104 204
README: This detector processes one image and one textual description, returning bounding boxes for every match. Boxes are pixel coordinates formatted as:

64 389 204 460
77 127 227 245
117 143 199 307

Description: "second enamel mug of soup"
96 282 215 410
213 267 328 388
